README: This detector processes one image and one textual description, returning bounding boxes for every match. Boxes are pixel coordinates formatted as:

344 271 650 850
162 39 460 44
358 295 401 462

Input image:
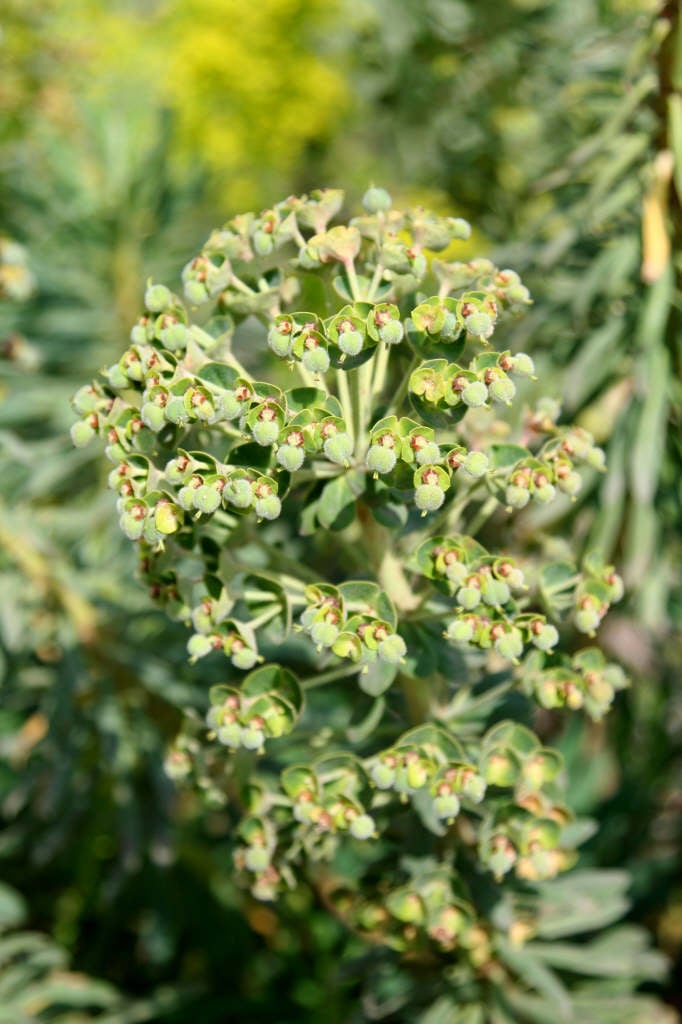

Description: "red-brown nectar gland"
107 429 119 444
512 468 531 487
379 433 396 448
497 561 513 577
235 385 251 402
87 413 99 429
374 309 392 328
278 320 293 335
320 420 338 439
410 434 427 450
130 417 144 433
443 550 459 565
533 472 550 488
498 353 514 372
254 481 273 499
373 625 389 642
421 468 440 486
189 474 203 490
120 480 134 498
338 318 354 333
259 405 277 422
530 619 545 635
489 623 505 641
447 451 463 470
452 375 467 393
286 430 305 447
303 334 319 350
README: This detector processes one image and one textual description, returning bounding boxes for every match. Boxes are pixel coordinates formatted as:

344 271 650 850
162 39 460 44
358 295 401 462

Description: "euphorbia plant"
72 188 633 1009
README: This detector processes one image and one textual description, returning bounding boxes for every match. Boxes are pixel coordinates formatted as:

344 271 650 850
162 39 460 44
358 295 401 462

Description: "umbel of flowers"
73 188 625 965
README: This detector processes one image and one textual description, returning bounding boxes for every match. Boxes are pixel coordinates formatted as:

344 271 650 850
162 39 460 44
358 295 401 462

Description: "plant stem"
366 262 385 302
302 662 361 690
336 368 354 439
345 258 362 302
371 342 390 404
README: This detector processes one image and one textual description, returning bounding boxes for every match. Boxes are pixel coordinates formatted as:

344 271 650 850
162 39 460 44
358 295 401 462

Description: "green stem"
247 605 282 631
345 258 363 302
371 342 391 405
465 494 499 536
384 354 418 417
302 662 361 690
366 262 386 302
336 368 355 439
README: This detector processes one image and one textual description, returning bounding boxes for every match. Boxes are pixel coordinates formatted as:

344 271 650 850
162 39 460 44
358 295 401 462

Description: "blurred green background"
0 0 680 1020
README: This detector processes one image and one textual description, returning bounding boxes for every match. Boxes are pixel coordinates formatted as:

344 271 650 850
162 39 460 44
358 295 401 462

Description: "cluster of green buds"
299 581 406 668
520 647 628 720
206 668 303 753
348 867 491 961
72 189 627 953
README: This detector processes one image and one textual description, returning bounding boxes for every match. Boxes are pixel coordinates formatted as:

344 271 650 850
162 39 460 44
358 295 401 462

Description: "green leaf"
317 472 364 530
198 362 239 390
0 886 25 932
497 938 572 1023
358 658 397 697
533 870 631 939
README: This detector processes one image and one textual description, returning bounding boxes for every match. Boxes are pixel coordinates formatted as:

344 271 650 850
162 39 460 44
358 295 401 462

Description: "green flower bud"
178 484 198 510
481 578 510 607
165 397 189 424
106 363 129 389
505 484 530 509
302 346 330 374
415 441 441 465
240 725 264 750
193 485 221 515
465 312 493 338
349 813 376 840
253 230 274 257
461 774 486 803
160 323 187 351
130 324 148 345
512 353 535 377
252 419 280 447
370 761 396 789
276 444 305 472
71 419 96 447
188 633 213 659
217 722 242 749
434 793 460 820
494 629 524 661
449 217 471 240
225 479 253 509
324 432 354 465
378 320 404 345
575 607 601 634
362 187 392 213
267 325 293 358
533 483 556 504
366 445 397 475
506 283 531 305
531 623 559 651
184 280 209 305
415 483 445 512
310 620 339 649
461 451 489 479
145 283 172 312
220 391 243 420
338 329 363 356
244 845 271 872
461 381 488 407
232 646 259 670
446 618 475 643
120 511 145 540
141 402 166 432
586 447 606 470
255 494 281 520
456 585 481 610
557 470 582 496
377 634 406 664
488 376 516 405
